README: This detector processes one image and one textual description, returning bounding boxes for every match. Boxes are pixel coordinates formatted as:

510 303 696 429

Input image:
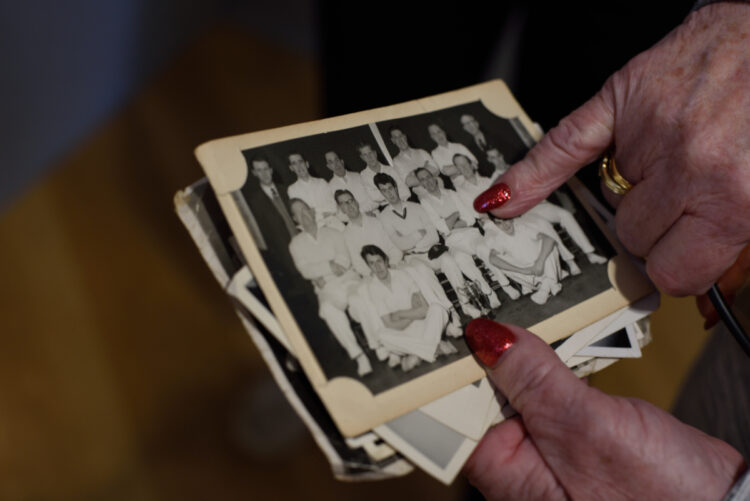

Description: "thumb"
464 318 592 429
474 81 616 217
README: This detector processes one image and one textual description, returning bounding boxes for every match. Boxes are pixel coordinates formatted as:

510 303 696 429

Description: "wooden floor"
0 25 709 500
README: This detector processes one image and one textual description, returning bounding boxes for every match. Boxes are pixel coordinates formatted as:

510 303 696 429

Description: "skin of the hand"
489 4 750 296
464 323 746 501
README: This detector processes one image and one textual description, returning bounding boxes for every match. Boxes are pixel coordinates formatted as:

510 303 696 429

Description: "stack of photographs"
175 81 657 484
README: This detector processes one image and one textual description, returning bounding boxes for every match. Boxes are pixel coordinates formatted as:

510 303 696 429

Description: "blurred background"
0 1 717 499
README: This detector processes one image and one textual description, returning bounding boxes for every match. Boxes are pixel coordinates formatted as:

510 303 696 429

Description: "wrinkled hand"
486 4 750 296
463 320 745 500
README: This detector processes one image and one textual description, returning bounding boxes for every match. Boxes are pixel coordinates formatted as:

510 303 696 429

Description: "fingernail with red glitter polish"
474 183 511 213
464 318 515 369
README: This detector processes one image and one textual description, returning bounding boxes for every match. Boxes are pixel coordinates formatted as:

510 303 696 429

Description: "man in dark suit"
242 156 301 291
459 113 500 178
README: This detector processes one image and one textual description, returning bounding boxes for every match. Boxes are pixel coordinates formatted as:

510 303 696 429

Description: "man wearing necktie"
245 157 302 291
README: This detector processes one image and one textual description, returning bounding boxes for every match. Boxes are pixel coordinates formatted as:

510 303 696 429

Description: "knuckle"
545 117 592 163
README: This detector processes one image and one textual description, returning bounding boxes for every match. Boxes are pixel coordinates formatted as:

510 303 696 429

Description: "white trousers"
500 247 562 291
317 271 363 360
374 304 448 362
530 203 595 254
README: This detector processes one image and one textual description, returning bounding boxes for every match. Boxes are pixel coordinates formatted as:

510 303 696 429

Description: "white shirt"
287 177 337 221
392 148 438 183
430 142 477 175
419 189 478 234
367 268 419 317
453 174 493 209
378 201 439 254
360 162 410 204
328 170 378 214
343 215 403 277
492 221 545 268
288 226 350 280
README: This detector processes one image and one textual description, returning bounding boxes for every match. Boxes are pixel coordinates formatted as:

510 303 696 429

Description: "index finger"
475 79 617 217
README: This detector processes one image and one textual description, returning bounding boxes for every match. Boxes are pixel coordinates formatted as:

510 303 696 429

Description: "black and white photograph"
194 81 654 435
230 99 616 399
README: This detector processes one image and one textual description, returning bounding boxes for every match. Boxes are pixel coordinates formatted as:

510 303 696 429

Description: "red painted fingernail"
464 318 515 368
474 183 511 213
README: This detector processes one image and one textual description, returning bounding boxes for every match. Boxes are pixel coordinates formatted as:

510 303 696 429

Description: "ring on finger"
599 149 633 196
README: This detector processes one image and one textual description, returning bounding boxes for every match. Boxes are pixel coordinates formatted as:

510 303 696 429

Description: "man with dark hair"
388 127 440 188
250 157 298 241
486 147 511 176
451 153 494 208
459 114 504 177
324 150 377 216
361 244 458 371
287 152 340 228
288 198 372 376
460 114 487 152
415 167 519 303
486 217 564 305
357 142 410 205
374 173 484 317
335 189 402 277
450 153 588 275
240 156 301 289
427 122 478 178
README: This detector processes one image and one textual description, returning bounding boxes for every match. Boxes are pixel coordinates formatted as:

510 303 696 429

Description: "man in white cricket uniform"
335 189 403 277
526 200 608 265
451 153 601 274
287 198 372 376
324 150 378 217
357 142 410 205
486 217 563 305
336 189 459 355
374 172 485 318
415 167 519 304
451 153 494 208
362 245 458 371
389 127 441 189
286 152 342 229
427 123 478 178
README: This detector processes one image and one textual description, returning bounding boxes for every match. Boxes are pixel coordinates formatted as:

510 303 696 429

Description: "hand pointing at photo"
475 3 750 298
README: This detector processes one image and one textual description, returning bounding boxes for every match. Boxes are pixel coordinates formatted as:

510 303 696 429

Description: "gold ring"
599 149 633 196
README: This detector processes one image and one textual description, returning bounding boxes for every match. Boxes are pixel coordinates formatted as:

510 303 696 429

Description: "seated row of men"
285 159 607 376
287 194 463 375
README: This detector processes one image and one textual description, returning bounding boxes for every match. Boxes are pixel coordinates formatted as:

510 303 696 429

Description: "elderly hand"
475 4 750 296
463 319 745 500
